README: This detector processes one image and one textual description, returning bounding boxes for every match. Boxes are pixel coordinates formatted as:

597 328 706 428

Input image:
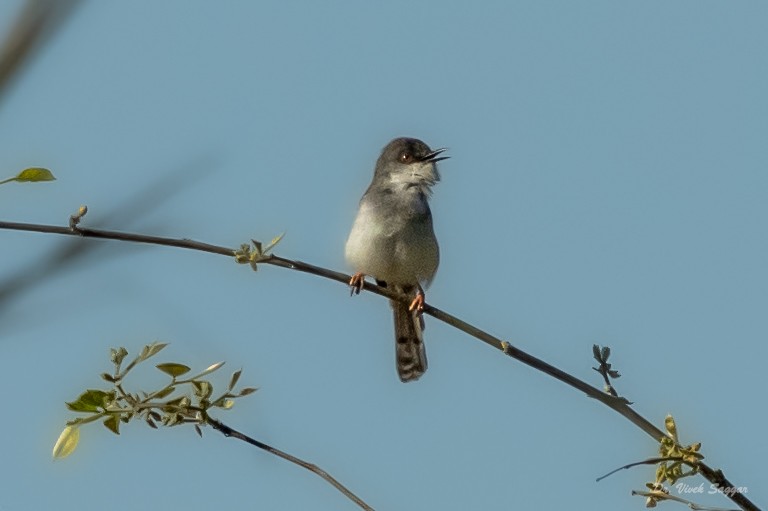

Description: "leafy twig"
591 344 622 398
53 343 374 511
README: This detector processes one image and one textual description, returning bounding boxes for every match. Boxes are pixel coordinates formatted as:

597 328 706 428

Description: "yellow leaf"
16 167 56 182
52 425 80 459
664 415 678 442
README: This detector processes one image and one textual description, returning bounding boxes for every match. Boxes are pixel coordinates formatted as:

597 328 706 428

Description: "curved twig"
596 456 686 482
206 417 374 511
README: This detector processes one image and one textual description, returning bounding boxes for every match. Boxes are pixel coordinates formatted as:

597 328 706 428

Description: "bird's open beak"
422 147 449 163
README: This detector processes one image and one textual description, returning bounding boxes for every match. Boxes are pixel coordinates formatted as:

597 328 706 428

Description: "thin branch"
631 489 740 511
596 456 685 482
0 159 213 317
0 218 759 511
206 417 374 511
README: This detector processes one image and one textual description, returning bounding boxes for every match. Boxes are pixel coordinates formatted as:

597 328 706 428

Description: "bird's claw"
409 293 425 314
349 272 365 296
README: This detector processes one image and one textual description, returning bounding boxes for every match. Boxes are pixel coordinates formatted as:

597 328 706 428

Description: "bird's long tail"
392 298 427 382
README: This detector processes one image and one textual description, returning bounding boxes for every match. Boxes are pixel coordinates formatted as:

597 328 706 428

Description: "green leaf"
2 167 57 185
665 415 678 443
238 387 258 397
66 400 99 413
139 342 168 361
262 232 285 254
52 425 80 459
156 363 191 378
164 413 182 426
194 424 203 437
103 415 120 435
152 386 176 399
193 380 213 399
82 389 110 405
16 167 56 182
216 398 234 409
196 361 225 378
66 389 111 412
228 369 242 391
164 396 190 410
110 347 128 366
234 243 252 264
592 344 601 360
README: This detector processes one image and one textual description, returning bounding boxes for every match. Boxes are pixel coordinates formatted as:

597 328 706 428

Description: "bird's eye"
400 152 413 163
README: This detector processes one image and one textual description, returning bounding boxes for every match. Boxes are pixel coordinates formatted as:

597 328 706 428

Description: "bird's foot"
408 292 426 314
349 272 365 296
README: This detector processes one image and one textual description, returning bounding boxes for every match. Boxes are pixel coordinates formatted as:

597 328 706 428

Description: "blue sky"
1 1 766 510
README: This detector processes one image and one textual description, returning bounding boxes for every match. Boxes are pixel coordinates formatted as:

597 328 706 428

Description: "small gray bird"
346 137 447 382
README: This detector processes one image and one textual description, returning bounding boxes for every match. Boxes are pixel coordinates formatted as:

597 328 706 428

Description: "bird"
345 137 447 382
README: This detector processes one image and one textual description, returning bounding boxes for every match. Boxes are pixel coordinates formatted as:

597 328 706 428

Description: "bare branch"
207 417 375 511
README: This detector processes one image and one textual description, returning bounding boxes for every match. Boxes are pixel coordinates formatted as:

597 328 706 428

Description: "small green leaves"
592 344 620 378
101 372 118 383
229 369 242 391
654 415 704 486
66 389 113 412
103 415 120 435
110 347 128 366
139 342 168 361
233 232 285 271
193 380 213 400
152 386 176 399
52 425 80 459
263 232 285 255
213 397 235 409
234 243 252 264
591 343 622 397
156 363 191 378
164 395 191 411
0 167 56 186
57 344 257 461
664 415 678 443
641 482 669 508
